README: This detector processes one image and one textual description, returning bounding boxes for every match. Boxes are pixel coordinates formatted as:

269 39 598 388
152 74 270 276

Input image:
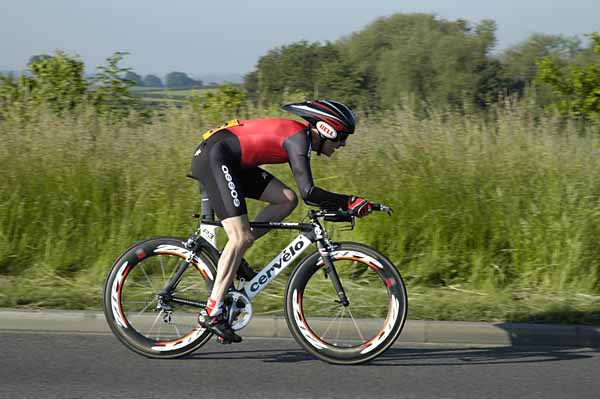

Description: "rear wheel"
284 242 407 365
103 237 217 358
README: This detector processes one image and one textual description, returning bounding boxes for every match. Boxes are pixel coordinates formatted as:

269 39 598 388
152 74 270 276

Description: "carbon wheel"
284 242 407 365
103 237 217 358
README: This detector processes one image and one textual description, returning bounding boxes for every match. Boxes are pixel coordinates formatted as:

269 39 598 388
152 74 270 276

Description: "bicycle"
103 198 408 365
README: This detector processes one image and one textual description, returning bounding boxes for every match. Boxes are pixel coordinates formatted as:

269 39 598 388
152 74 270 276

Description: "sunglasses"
334 132 349 142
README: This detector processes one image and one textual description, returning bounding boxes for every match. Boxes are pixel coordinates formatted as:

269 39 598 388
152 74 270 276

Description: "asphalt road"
1 331 599 399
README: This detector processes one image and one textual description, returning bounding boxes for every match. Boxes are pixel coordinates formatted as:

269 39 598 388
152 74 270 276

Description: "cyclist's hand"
347 196 373 218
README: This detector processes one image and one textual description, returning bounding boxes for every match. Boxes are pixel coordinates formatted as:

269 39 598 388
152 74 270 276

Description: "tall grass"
345 104 600 294
1 101 599 321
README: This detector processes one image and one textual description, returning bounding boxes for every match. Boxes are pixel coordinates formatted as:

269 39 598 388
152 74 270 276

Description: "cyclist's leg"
199 215 252 342
191 136 253 314
239 168 298 240
252 178 298 239
209 214 254 306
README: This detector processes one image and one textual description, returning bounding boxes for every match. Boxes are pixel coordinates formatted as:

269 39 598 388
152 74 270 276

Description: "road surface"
1 331 599 399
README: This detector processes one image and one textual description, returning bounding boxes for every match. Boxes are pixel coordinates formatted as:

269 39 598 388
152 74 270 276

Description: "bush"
0 51 144 122
536 32 600 122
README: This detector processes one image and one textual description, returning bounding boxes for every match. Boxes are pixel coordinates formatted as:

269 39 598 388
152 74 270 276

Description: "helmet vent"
281 99 356 136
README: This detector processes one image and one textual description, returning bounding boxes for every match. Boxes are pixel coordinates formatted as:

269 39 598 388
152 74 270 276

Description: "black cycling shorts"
190 130 275 220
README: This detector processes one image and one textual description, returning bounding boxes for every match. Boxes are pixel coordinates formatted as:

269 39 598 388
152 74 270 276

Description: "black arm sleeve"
283 131 350 209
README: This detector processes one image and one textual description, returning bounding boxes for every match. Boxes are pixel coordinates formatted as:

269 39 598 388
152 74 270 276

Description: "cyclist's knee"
222 216 254 251
229 229 255 250
239 231 255 250
282 188 298 211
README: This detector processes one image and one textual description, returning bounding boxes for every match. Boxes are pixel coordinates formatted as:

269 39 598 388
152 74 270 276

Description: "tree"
90 52 142 118
354 14 501 111
244 41 345 105
26 51 87 112
188 84 247 125
500 34 581 93
165 72 202 88
1 51 145 121
536 32 600 122
124 71 144 87
313 44 363 107
245 13 509 112
143 74 163 87
0 73 35 119
27 54 53 66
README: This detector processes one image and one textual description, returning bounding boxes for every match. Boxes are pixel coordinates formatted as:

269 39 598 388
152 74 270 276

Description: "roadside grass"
1 100 600 324
2 274 598 324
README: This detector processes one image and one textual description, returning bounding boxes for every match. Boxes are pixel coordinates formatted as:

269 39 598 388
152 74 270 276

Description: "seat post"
200 184 218 248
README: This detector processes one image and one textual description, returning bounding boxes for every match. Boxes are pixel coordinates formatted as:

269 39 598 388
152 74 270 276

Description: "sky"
1 0 598 79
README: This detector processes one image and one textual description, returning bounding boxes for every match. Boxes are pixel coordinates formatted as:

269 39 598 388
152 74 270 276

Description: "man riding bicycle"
191 100 374 343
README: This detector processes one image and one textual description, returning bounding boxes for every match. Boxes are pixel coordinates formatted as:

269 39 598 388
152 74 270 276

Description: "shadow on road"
186 344 599 366
186 348 314 363
371 345 599 366
503 310 600 325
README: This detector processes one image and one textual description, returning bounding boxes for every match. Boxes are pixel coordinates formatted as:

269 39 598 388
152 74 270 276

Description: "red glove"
347 196 373 217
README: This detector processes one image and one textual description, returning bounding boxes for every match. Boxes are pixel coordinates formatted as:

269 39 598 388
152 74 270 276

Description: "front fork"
316 240 350 307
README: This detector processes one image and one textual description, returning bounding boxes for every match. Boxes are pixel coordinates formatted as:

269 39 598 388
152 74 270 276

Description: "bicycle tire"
103 237 217 358
284 242 407 365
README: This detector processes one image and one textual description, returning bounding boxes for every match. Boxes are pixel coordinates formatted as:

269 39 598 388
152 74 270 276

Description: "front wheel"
284 242 407 365
103 237 217 358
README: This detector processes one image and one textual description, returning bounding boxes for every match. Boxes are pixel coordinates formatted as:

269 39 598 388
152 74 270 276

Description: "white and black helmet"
281 99 356 142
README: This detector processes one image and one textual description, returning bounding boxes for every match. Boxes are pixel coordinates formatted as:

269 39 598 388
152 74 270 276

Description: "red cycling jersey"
226 118 309 168
191 117 349 218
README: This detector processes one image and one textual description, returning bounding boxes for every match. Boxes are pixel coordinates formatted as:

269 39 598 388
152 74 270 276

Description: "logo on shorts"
221 165 240 208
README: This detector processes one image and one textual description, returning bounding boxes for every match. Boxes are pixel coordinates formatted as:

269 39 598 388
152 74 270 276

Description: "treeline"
0 52 147 120
124 71 206 89
0 50 251 125
244 13 600 120
1 13 599 123
21 54 206 89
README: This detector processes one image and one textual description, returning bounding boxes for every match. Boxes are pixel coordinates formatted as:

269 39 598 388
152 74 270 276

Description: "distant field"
131 87 215 107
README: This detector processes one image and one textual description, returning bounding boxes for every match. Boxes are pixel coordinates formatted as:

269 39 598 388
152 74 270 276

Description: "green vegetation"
0 51 143 121
245 13 600 117
1 13 600 324
536 32 600 121
0 99 599 323
143 74 163 88
165 71 203 89
124 71 144 87
1 51 87 117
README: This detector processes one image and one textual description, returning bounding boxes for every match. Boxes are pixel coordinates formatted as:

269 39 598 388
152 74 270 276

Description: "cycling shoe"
198 309 242 343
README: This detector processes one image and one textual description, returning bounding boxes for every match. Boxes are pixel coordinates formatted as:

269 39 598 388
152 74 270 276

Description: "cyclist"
191 100 374 343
